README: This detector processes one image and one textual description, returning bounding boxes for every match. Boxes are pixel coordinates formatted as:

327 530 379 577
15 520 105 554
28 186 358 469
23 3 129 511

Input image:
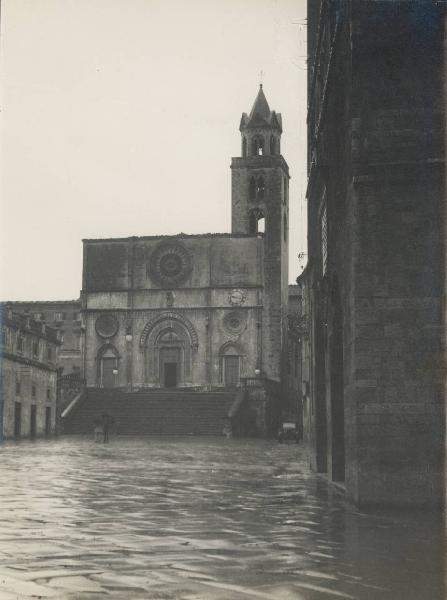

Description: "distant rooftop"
3 299 80 305
83 232 260 243
0 305 62 344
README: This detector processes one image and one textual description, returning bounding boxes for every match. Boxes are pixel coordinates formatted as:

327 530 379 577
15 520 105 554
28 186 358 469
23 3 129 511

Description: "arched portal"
97 344 120 388
157 329 184 388
140 312 198 387
219 342 243 388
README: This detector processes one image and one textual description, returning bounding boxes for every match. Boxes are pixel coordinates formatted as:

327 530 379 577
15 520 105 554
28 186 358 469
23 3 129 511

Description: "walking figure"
102 413 113 443
93 417 103 443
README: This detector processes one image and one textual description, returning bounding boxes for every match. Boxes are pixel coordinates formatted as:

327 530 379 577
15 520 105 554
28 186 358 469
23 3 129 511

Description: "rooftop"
240 85 282 132
0 306 62 344
82 232 261 243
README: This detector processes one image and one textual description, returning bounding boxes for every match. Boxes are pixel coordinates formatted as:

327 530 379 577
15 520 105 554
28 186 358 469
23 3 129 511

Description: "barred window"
321 201 328 275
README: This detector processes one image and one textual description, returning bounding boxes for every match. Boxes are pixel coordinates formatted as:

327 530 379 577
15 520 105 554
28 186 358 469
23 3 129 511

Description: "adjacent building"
0 306 61 439
4 301 81 375
303 0 444 506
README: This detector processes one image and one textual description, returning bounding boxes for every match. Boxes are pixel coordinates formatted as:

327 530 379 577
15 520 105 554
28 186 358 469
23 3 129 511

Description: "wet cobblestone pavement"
0 437 443 599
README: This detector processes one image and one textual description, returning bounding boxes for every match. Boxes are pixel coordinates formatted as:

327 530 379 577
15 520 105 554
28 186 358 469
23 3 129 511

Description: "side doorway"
102 357 116 388
219 344 242 388
98 345 120 388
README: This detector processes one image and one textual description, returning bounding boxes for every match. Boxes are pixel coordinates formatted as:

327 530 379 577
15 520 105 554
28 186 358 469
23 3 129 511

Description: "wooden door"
14 402 21 438
224 355 240 387
30 404 37 438
102 357 116 388
164 363 178 388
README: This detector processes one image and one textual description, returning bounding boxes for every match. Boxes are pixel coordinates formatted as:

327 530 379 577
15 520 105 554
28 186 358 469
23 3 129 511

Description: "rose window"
149 242 192 286
224 311 246 334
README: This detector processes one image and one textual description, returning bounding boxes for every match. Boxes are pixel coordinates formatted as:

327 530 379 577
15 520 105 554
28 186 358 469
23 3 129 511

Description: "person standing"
93 417 103 443
102 413 113 443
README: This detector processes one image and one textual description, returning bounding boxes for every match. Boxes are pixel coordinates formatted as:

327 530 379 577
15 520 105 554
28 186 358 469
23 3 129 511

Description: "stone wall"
347 173 443 506
305 0 445 506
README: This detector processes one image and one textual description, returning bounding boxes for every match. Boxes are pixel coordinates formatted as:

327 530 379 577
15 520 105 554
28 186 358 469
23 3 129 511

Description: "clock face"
228 289 246 306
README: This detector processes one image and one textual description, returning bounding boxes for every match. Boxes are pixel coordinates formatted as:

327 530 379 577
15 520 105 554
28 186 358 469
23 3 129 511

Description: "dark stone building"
303 0 444 506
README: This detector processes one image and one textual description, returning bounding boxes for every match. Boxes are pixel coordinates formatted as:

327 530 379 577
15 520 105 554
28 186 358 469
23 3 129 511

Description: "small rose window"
224 312 245 334
95 314 119 338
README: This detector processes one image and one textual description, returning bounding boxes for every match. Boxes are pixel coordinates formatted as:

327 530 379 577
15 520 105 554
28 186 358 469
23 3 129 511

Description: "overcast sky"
0 0 308 301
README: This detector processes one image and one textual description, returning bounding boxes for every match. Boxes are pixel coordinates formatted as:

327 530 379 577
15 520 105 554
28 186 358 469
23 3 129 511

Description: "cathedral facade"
80 87 290 397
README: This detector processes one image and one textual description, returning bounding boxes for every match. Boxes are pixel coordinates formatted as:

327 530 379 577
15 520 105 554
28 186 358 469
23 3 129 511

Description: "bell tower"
231 85 289 384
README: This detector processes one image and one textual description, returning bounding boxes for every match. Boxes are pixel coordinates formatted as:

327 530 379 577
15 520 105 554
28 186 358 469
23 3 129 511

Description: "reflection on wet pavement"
0 437 443 599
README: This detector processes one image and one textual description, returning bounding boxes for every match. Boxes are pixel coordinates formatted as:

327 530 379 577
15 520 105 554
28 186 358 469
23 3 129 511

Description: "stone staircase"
62 388 237 436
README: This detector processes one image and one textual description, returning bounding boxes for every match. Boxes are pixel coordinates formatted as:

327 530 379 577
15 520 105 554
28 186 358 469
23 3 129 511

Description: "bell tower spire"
239 84 282 159
231 86 288 235
230 86 290 383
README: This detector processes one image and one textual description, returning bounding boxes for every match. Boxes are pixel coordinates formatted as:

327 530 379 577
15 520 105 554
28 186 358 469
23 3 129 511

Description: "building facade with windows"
81 87 290 428
304 0 444 506
0 306 61 439
4 301 81 374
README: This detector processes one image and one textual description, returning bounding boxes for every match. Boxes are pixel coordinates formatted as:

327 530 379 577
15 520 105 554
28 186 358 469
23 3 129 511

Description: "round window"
149 242 192 286
224 311 246 334
95 314 119 338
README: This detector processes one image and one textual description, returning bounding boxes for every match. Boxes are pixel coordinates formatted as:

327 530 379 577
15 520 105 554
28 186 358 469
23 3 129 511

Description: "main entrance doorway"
164 363 178 387
160 346 181 388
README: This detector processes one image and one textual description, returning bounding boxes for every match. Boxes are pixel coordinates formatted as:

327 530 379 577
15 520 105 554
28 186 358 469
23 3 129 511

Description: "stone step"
63 389 237 436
